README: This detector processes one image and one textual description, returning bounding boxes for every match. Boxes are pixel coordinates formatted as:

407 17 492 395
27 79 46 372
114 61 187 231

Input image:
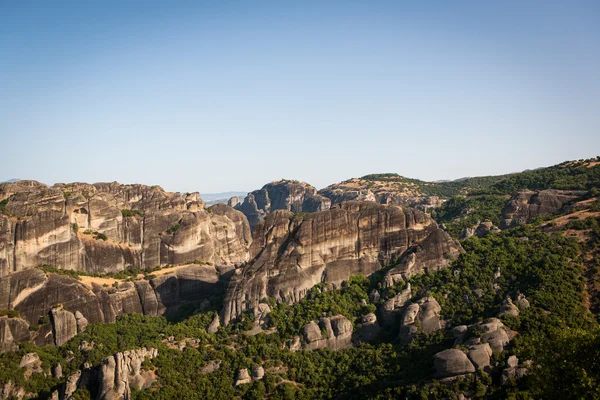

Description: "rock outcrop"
498 297 520 318
500 190 580 229
0 181 251 277
474 318 512 352
467 343 493 372
301 315 353 351
398 296 443 342
459 221 501 240
97 348 158 400
19 352 43 377
235 180 331 228
234 369 252 386
222 202 460 324
50 307 78 346
433 349 476 378
0 264 234 347
0 316 30 353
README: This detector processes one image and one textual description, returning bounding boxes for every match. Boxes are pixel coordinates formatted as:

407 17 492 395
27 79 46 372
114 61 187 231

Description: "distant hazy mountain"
1 178 20 183
202 191 247 205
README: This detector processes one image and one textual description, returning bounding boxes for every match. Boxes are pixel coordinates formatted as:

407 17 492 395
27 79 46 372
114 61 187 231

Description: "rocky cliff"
499 189 581 229
235 180 331 228
222 201 461 324
0 264 232 349
0 181 251 277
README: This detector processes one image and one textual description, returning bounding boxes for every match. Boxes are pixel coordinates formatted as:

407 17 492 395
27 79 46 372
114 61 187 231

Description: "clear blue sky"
1 1 599 193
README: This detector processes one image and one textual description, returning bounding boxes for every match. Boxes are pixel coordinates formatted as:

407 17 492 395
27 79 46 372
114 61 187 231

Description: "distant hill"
0 178 20 183
202 191 247 205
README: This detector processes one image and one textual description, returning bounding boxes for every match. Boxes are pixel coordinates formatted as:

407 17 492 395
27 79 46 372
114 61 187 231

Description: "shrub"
0 310 20 318
94 232 108 241
121 209 142 217
167 223 181 234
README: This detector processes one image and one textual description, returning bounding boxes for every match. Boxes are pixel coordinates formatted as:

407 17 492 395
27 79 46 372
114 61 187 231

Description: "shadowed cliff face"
235 180 331 228
222 201 461 325
0 181 252 277
0 264 233 349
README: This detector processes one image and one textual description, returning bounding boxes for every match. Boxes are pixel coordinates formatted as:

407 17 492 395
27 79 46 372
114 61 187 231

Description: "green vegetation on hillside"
491 158 600 194
433 195 508 237
3 222 597 399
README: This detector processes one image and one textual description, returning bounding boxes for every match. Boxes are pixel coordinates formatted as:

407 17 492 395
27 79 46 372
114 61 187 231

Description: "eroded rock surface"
223 202 460 324
98 348 158 400
235 180 331 228
0 264 234 347
434 349 475 378
301 315 354 351
500 190 580 229
0 181 251 277
399 296 443 342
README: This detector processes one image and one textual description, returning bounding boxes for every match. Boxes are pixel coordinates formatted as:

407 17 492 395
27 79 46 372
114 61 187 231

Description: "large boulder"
19 352 42 377
301 315 354 351
380 284 412 325
468 343 493 371
399 296 443 342
97 348 158 400
0 317 30 353
475 318 512 352
434 349 476 378
50 308 78 346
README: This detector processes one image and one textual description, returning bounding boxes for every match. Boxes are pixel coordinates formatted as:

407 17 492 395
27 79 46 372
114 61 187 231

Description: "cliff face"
222 201 461 324
0 181 251 277
0 264 232 349
499 190 581 229
235 180 331 228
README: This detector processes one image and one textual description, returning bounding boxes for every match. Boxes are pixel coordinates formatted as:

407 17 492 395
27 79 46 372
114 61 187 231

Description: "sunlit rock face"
0 181 252 277
222 201 461 325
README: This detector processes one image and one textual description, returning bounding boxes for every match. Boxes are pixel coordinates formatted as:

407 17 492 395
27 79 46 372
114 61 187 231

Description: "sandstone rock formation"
502 356 529 385
459 221 501 240
498 297 520 318
301 315 353 351
0 316 30 353
500 190 580 229
97 348 158 400
50 307 78 346
474 318 512 352
0 181 251 277
234 369 252 386
380 284 412 325
207 315 220 334
0 264 234 348
433 349 475 378
222 202 460 324
235 180 331 228
398 296 443 342
19 352 42 377
467 343 493 371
